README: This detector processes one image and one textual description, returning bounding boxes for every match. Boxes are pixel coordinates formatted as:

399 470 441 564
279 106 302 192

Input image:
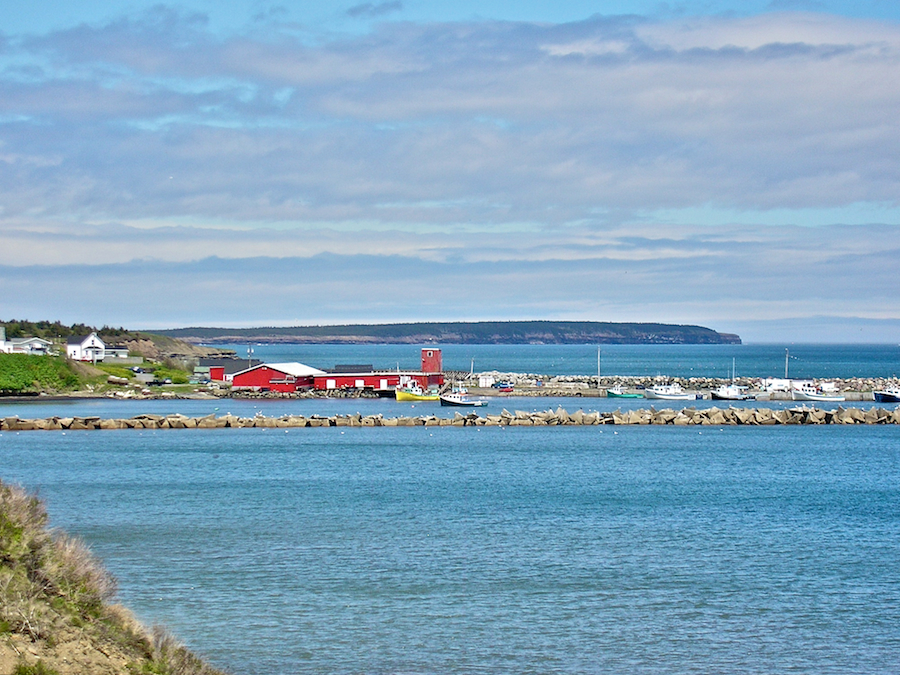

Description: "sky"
1 1 899 342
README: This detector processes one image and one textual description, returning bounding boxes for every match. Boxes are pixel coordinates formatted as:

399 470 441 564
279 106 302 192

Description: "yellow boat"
394 384 440 401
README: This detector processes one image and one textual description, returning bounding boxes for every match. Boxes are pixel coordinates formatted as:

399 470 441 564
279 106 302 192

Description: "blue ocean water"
1 424 899 674
219 343 900 380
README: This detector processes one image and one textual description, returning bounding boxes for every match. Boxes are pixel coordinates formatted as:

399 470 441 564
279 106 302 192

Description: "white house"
66 332 107 362
0 327 53 355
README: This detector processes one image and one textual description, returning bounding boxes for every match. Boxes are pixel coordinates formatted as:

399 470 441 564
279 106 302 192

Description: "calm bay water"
221 343 900 380
1 343 899 673
1 424 899 674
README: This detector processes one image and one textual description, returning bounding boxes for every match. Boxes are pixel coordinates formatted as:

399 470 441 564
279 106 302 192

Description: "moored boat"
643 384 697 400
711 384 754 401
712 358 754 401
440 391 488 407
791 383 845 402
873 387 900 403
606 385 642 399
395 384 440 402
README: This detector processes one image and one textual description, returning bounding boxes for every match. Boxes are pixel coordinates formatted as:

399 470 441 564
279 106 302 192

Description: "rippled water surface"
2 424 898 674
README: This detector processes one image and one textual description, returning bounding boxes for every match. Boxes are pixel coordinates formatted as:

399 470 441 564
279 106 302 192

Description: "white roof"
235 361 327 378
10 337 52 345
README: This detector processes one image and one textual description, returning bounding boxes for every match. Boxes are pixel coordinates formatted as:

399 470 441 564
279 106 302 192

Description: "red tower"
420 348 442 373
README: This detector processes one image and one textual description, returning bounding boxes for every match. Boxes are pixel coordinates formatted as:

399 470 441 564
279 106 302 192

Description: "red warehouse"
231 362 327 393
312 348 444 395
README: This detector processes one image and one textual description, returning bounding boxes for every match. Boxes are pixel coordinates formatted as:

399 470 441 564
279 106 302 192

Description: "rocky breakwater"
465 373 900 400
3 406 900 431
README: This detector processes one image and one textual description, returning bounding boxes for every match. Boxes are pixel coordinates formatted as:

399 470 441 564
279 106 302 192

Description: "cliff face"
0 480 226 675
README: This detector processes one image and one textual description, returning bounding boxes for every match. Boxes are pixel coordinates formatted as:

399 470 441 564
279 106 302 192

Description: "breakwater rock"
3 406 900 431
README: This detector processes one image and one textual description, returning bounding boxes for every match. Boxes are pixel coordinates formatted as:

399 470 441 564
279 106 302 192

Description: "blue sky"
1 1 899 341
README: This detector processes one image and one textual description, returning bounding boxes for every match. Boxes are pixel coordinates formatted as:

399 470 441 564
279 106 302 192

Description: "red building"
230 349 444 395
420 347 441 373
231 362 327 393
312 348 444 394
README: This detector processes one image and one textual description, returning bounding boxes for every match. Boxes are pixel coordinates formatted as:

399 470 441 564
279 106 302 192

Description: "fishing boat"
711 384 754 401
440 388 488 407
606 385 642 399
395 384 440 402
711 358 754 400
873 387 900 403
643 384 697 400
790 383 845 402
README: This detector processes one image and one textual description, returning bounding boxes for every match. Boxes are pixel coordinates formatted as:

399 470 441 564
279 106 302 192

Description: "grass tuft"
13 661 60 675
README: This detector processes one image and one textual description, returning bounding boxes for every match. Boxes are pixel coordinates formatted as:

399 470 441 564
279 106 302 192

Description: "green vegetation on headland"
0 355 79 394
157 321 742 345
0 319 231 395
0 480 226 675
0 355 192 396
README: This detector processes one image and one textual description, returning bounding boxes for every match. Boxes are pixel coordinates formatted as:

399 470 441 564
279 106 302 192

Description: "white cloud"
0 9 898 333
633 11 900 51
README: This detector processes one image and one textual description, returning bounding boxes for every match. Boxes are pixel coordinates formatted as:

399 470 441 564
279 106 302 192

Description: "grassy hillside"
0 355 80 395
0 480 226 675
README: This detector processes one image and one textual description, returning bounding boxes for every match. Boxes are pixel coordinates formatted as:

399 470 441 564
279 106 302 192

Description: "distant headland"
156 321 741 345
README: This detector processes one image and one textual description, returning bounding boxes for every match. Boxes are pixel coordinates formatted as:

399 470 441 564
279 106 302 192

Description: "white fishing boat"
439 391 488 407
711 359 754 400
791 383 845 402
643 384 697 400
711 383 754 401
439 386 488 407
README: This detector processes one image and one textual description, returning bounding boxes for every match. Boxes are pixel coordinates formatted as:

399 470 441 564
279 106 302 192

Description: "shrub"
13 661 60 675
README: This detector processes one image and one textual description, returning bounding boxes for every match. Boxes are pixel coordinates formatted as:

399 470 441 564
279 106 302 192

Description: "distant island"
156 321 741 345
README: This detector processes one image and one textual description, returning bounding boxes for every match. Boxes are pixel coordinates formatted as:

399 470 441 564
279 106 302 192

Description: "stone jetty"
2 406 899 431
